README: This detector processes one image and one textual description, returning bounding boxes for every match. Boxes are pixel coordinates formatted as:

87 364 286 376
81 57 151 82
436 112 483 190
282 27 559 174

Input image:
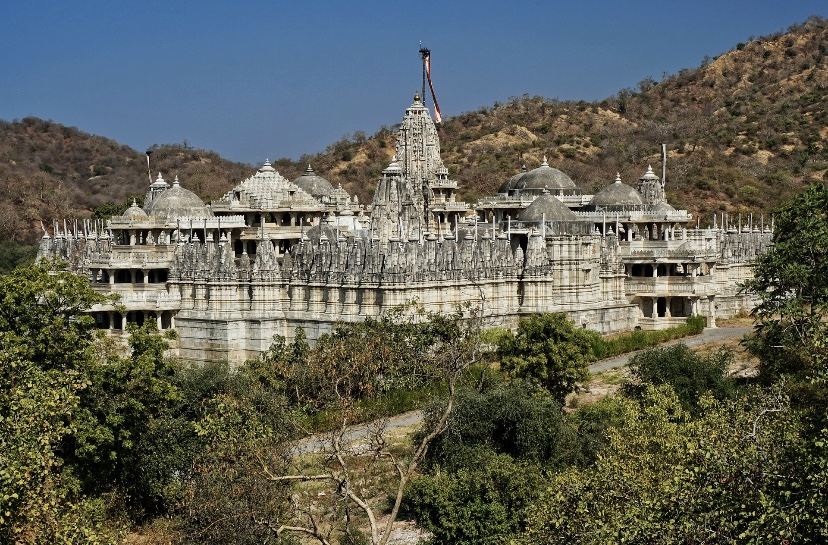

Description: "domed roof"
121 199 148 220
590 173 643 208
518 193 578 222
651 201 676 213
293 165 334 199
145 175 212 221
639 164 660 183
498 166 527 194
515 157 577 191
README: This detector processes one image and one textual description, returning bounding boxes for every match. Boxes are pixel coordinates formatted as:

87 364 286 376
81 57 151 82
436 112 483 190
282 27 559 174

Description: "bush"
404 452 545 545
622 343 736 413
421 380 583 472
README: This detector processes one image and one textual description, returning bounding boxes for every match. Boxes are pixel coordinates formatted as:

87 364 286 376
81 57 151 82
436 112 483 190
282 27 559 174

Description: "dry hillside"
2 16 826 245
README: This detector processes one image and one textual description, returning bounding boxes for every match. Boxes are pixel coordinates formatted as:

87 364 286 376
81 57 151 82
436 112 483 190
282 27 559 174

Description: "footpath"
588 325 753 374
294 325 754 454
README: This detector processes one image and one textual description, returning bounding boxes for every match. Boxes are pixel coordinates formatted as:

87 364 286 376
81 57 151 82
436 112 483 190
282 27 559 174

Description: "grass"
592 316 706 359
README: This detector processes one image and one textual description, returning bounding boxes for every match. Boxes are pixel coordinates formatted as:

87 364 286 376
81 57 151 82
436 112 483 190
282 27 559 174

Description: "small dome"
498 165 527 194
145 176 212 221
293 165 334 199
651 201 676 213
639 164 660 183
515 157 577 192
121 199 148 220
590 173 643 208
518 194 578 222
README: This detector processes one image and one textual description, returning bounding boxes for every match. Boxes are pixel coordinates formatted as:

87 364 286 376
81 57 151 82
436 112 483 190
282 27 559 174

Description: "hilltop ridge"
1 15 826 243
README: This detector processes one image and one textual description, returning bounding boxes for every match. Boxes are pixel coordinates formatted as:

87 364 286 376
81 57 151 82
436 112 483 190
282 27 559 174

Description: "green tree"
743 183 828 381
69 322 182 515
422 380 582 472
405 452 545 545
622 343 736 414
0 264 121 542
497 313 597 403
0 343 120 544
523 385 828 544
0 262 107 371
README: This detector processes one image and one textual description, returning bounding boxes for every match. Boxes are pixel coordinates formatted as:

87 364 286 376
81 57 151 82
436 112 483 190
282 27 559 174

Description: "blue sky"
1 1 822 165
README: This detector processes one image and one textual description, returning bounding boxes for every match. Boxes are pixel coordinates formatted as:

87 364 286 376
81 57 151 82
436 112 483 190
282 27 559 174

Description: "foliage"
593 315 705 359
256 305 465 413
0 241 37 272
497 313 596 403
523 384 828 544
177 382 296 545
404 452 545 545
743 182 828 382
0 261 107 371
68 322 182 515
0 265 122 542
622 343 736 413
421 380 582 472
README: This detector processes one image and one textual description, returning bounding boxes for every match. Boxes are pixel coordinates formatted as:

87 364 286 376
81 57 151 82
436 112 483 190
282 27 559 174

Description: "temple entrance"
657 297 667 318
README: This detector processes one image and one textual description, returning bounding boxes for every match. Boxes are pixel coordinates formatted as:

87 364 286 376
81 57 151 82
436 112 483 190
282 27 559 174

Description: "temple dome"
518 193 578 222
515 157 577 192
145 176 212 221
651 201 676 213
589 173 643 208
498 166 527 194
121 199 148 220
293 164 334 199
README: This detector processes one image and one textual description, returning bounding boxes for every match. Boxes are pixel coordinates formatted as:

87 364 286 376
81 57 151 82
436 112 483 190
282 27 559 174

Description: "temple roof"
590 173 643 208
145 176 212 221
515 157 577 192
293 164 335 199
217 160 319 209
518 193 578 222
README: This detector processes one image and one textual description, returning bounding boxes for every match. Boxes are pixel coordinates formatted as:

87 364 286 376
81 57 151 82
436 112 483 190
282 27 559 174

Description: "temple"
38 92 771 364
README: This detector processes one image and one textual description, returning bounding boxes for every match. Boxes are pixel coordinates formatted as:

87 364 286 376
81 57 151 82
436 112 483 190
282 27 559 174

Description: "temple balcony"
625 276 715 297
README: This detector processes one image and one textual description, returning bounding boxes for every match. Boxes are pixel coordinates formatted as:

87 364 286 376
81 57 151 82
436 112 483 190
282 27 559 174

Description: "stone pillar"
651 297 658 319
665 297 672 318
156 313 162 330
143 269 149 284
121 313 127 330
707 295 717 328
130 269 137 283
108 269 115 286
108 311 115 330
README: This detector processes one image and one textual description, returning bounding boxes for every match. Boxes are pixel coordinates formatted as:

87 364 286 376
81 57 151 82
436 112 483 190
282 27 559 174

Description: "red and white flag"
425 53 442 123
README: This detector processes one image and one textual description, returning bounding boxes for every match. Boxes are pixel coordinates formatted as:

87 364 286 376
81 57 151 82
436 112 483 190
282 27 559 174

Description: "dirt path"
588 326 753 374
294 326 754 453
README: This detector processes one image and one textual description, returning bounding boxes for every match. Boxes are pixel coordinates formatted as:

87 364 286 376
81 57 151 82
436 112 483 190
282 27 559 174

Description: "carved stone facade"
38 93 772 364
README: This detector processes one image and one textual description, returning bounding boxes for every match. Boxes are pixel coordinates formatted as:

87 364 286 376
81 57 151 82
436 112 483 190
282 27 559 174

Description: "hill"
2 16 826 244
0 120 254 243
301 16 828 219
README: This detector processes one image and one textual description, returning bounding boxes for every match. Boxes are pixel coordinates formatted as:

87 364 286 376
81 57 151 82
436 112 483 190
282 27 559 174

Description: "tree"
523 385 828 543
198 305 483 545
69 322 183 515
622 343 736 414
497 313 598 403
0 262 108 372
404 452 545 545
421 380 583 472
743 183 828 382
0 264 120 542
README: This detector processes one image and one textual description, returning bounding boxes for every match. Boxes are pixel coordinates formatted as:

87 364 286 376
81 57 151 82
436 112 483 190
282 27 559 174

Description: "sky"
1 1 823 165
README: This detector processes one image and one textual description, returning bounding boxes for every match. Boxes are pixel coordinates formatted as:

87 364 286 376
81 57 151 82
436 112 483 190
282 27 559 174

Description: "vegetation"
3 17 828 543
622 344 736 413
497 313 596 403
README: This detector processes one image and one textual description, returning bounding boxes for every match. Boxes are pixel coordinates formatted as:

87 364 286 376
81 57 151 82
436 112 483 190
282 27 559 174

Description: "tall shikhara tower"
372 91 456 240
